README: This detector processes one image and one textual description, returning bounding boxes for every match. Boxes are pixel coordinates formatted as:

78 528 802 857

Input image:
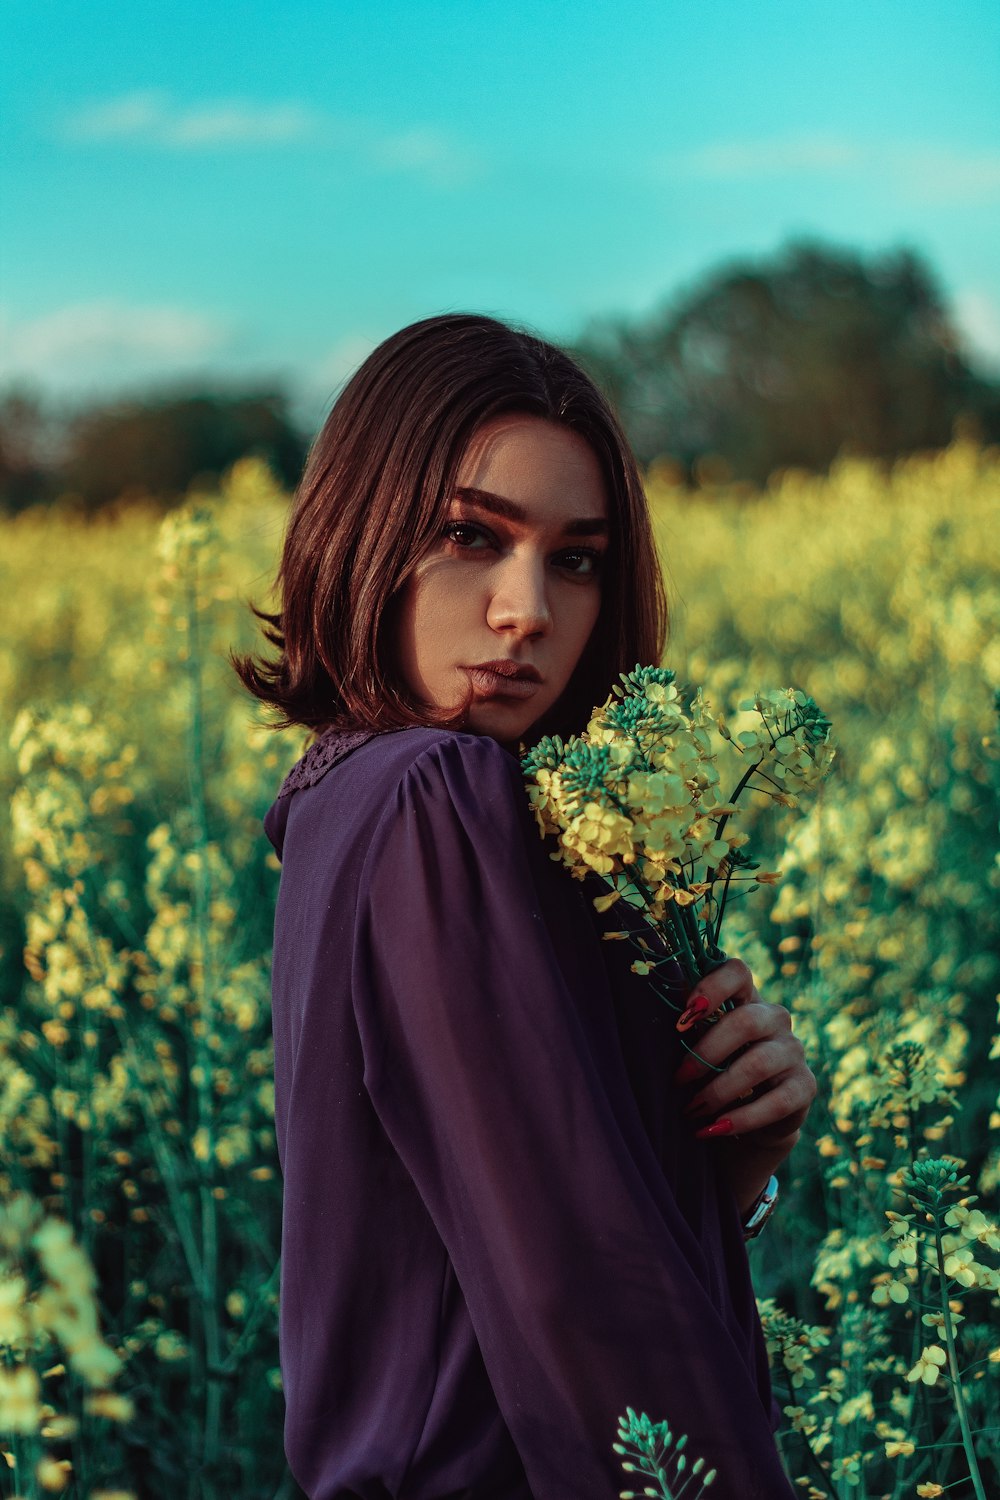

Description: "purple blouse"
263 725 795 1500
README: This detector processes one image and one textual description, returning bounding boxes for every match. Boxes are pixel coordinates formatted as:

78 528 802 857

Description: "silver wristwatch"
741 1174 779 1241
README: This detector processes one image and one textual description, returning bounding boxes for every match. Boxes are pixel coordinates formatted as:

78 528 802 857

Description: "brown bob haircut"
233 312 668 745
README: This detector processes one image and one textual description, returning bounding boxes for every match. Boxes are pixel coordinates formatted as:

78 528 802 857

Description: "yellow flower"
943 1246 979 1287
884 1438 914 1457
906 1345 947 1385
871 1274 910 1306
945 1206 1000 1250
41 1413 79 1440
782 1405 815 1434
154 1330 188 1362
226 1290 247 1319
35 1455 72 1491
0 1274 29 1345
83 1391 135 1422
916 1486 944 1498
888 1235 918 1267
0 1363 43 1432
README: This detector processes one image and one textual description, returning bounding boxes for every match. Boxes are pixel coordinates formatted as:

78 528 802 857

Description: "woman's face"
391 413 610 748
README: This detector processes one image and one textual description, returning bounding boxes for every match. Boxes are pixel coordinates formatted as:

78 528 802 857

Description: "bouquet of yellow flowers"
521 665 835 1007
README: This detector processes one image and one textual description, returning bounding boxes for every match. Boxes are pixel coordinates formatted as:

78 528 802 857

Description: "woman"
235 313 815 1500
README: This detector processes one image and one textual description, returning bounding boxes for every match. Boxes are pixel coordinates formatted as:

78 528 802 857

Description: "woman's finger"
690 1070 817 1141
674 997 791 1083
681 1038 800 1116
688 1063 817 1134
676 958 754 1030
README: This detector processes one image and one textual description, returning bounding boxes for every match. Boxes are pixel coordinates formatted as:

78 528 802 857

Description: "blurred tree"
0 387 63 512
572 239 1000 485
57 389 308 510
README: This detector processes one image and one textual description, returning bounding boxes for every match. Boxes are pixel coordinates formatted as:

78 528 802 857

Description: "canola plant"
0 444 997 1499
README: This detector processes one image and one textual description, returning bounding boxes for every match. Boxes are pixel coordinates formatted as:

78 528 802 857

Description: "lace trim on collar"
275 727 379 799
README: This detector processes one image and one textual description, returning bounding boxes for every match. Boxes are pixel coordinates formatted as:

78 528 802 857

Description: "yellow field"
1 443 998 1498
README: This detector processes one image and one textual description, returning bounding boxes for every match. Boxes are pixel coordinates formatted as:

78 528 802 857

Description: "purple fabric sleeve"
351 734 796 1500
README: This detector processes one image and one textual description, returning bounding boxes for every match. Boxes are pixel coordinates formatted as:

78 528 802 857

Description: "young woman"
235 313 815 1500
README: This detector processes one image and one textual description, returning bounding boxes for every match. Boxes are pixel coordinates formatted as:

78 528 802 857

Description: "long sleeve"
351 734 795 1500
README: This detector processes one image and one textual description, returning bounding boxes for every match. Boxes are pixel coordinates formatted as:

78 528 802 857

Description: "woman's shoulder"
275 723 518 801
266 727 524 855
365 729 529 845
266 725 521 871
387 727 529 829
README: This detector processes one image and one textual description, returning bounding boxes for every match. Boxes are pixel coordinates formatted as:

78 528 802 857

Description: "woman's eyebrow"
452 485 610 537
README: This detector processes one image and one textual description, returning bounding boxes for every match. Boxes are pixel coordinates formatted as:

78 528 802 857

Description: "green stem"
776 1405 835 1498
112 1024 205 1284
185 556 223 1497
618 862 701 981
715 757 764 847
711 862 736 949
899 1411 960 1496
930 1218 987 1500
672 865 713 970
215 1260 280 1376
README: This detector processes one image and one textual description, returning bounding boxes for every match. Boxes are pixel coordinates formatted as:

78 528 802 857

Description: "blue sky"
3 0 999 430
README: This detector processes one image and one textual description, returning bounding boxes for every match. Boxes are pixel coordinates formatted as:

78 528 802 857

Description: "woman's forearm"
717 1133 798 1219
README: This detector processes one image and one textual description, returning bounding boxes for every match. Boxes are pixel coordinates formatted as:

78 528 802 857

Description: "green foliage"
0 465 306 1497
573 238 1000 484
0 388 308 515
613 1407 716 1496
649 438 1000 1496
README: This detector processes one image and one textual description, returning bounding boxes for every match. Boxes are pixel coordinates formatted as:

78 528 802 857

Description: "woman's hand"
672 958 817 1216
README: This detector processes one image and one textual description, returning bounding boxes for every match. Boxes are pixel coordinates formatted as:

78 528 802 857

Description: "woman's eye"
443 521 491 548
442 523 604 577
557 548 604 577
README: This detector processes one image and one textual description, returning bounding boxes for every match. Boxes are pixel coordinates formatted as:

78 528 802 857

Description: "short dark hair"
232 312 668 743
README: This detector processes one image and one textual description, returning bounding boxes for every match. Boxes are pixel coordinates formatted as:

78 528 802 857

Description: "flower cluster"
522 665 835 986
613 1405 716 1497
0 1190 133 1492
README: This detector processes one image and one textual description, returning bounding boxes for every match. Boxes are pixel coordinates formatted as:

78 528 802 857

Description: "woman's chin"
466 699 541 745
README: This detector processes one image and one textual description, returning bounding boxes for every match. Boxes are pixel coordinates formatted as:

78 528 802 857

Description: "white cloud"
0 300 231 393
658 135 1000 205
165 101 323 148
672 134 861 178
953 288 1000 372
59 91 482 186
892 146 1000 205
368 127 481 187
64 90 324 147
66 90 169 140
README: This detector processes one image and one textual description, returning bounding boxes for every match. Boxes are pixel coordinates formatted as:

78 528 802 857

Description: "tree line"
569 238 1000 485
2 238 998 513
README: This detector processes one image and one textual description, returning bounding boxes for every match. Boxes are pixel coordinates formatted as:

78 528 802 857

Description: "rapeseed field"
1 442 997 1498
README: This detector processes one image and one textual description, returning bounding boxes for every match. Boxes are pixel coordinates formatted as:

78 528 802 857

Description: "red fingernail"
694 1117 734 1139
674 1056 703 1085
676 993 710 1031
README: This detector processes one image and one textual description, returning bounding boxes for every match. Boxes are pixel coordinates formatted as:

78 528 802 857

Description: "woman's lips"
466 667 541 700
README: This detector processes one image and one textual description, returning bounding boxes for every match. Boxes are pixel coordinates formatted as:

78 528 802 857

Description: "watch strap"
741 1174 779 1241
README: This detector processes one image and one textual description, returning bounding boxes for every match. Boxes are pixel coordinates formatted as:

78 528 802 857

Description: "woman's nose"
486 554 552 637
